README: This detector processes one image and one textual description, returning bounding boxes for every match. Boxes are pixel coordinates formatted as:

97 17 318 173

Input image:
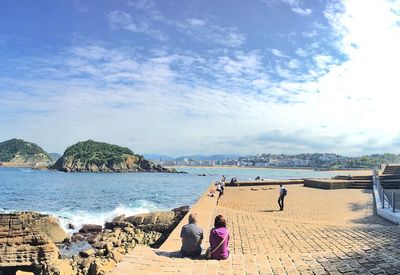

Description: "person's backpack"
282 188 287 196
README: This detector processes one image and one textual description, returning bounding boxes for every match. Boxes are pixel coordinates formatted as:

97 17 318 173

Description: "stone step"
347 186 372 189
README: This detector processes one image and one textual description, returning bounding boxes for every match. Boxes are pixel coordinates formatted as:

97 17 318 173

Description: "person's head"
188 213 198 224
280 184 283 187
214 214 227 228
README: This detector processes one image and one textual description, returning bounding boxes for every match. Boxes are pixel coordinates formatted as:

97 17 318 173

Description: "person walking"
208 214 230 260
221 175 226 184
278 184 287 211
216 182 223 205
180 213 203 257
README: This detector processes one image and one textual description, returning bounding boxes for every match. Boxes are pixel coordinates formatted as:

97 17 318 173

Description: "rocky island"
0 138 53 168
51 140 176 173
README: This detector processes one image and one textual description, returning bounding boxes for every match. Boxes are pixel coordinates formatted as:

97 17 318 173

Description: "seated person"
208 188 215 197
180 213 203 257
209 214 230 260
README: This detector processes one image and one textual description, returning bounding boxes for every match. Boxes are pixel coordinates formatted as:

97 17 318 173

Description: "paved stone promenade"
110 185 400 275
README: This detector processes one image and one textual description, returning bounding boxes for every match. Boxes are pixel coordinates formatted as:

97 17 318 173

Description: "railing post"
393 192 396 212
382 188 385 208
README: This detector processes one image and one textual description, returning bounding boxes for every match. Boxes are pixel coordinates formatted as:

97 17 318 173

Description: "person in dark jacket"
180 213 203 257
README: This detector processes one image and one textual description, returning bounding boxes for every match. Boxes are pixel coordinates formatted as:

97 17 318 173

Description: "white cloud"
271 48 287 57
178 18 246 48
187 18 207 27
4 0 400 156
127 0 163 20
288 0 400 151
280 0 312 16
107 10 167 41
287 59 300 69
295 48 307 57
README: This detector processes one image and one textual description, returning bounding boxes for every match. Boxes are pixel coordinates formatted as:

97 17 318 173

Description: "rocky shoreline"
0 207 189 275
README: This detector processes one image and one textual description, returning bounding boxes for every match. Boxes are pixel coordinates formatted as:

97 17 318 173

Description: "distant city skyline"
1 0 400 156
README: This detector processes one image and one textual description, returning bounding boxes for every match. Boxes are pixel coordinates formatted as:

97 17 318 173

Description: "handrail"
373 167 396 212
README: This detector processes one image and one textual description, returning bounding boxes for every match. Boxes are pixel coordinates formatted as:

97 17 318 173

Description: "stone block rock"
124 211 175 232
46 258 75 275
0 212 62 269
109 250 124 263
88 258 116 275
124 205 189 234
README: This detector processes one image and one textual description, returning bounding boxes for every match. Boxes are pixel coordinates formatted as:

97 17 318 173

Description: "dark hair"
214 214 226 228
188 213 197 224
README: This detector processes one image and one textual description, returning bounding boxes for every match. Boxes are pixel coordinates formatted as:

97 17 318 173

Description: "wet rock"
63 237 72 244
79 224 102 233
87 235 99 244
67 223 75 230
79 248 96 258
71 233 85 242
92 241 106 249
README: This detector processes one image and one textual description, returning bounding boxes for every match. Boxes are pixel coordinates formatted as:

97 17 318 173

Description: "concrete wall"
303 179 349 190
373 184 400 225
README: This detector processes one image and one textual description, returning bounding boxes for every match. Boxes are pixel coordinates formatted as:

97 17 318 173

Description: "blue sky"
1 0 400 156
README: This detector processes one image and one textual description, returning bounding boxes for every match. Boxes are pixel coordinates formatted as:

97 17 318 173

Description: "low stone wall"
303 179 350 190
228 179 304 187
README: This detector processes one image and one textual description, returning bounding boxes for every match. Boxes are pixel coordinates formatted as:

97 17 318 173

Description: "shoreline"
0 163 373 175
170 165 371 174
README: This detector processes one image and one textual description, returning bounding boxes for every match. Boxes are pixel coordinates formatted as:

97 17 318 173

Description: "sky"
1 0 400 157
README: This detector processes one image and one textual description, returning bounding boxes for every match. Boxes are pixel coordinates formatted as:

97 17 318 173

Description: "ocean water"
0 167 345 232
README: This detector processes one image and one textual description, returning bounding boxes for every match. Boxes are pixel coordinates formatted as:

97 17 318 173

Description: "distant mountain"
0 139 52 167
49 153 62 162
143 154 174 161
175 154 241 161
51 140 176 173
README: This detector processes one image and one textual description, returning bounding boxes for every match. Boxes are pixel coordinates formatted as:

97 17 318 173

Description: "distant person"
230 177 235 185
220 176 226 193
255 176 260 180
180 213 203 257
216 182 223 205
278 184 287 211
208 214 230 260
221 175 226 184
208 188 216 197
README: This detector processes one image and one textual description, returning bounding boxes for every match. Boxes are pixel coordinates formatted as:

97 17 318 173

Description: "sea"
0 166 347 233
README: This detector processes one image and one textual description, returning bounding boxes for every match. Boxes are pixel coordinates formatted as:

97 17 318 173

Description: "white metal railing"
373 167 396 212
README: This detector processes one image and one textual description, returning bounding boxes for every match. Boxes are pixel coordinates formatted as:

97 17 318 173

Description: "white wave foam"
54 200 161 234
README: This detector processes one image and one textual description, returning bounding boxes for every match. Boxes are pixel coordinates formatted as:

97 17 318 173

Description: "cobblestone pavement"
110 185 400 275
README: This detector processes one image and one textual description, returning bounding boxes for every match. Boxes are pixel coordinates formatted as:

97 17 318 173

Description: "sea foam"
55 200 160 234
